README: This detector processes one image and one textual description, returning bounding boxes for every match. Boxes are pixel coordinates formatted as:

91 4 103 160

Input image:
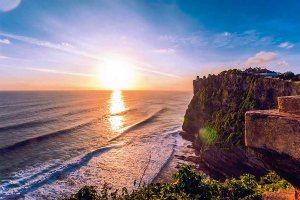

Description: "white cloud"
277 60 289 67
61 42 73 48
0 55 9 59
26 67 96 77
0 0 21 12
0 32 70 50
0 38 10 44
153 48 175 54
247 51 278 64
223 32 231 36
278 42 294 49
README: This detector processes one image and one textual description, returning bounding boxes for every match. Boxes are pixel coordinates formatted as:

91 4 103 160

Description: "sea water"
0 90 191 199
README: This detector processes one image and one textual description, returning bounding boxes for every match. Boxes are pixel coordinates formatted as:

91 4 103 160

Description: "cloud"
0 38 10 44
277 60 289 67
0 55 10 59
26 67 96 77
1 32 181 79
0 0 21 12
158 30 274 49
153 48 175 54
247 51 278 64
158 34 202 46
278 42 294 49
61 42 73 48
223 32 231 36
0 32 73 51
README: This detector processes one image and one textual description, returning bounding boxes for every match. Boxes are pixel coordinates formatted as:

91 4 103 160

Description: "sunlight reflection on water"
109 90 125 131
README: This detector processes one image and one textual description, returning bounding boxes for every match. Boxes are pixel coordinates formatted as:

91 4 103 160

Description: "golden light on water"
109 90 125 131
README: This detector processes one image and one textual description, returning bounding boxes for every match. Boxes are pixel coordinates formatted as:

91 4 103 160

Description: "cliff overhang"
245 96 300 188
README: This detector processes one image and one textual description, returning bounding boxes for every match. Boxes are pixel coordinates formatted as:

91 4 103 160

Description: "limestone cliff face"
183 70 300 144
245 96 300 188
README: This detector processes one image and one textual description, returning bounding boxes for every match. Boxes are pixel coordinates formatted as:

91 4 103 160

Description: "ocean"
0 91 192 199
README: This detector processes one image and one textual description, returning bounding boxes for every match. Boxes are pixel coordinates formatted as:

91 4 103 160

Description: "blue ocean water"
0 91 191 199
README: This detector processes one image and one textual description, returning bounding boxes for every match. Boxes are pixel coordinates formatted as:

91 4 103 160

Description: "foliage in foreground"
63 165 291 200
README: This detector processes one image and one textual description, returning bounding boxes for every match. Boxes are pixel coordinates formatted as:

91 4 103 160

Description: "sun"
97 57 136 90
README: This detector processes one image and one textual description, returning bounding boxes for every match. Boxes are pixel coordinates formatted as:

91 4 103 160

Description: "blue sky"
0 0 300 90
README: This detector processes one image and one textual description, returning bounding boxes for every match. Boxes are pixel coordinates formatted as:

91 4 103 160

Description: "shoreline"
155 130 268 184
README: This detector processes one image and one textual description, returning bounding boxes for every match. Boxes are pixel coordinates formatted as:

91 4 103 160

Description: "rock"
190 144 267 180
245 96 300 188
183 70 300 143
245 109 300 160
263 188 300 200
182 68 300 180
278 96 300 114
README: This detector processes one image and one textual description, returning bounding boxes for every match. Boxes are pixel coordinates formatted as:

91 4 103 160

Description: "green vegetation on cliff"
64 165 291 200
183 68 300 145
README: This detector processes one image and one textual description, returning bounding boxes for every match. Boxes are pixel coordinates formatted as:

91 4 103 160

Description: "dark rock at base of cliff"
180 131 267 180
254 148 300 188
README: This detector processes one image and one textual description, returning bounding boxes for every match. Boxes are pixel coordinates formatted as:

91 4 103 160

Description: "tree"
283 71 295 80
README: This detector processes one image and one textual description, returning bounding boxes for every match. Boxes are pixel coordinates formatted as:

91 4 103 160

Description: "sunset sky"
1 0 300 90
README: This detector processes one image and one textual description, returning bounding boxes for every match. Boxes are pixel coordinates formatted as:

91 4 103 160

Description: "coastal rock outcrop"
245 96 300 188
184 69 300 143
182 69 300 179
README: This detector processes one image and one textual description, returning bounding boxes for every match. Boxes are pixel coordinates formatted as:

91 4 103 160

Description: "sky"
0 0 300 90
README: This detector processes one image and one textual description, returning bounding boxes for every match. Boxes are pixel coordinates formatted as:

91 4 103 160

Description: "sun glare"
97 58 136 90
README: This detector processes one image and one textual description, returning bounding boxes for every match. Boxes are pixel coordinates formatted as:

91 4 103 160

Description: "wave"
0 100 49 109
0 144 122 198
0 104 67 123
109 107 168 142
0 118 57 132
0 119 98 153
0 106 101 133
110 108 137 116
147 129 181 183
0 107 138 153
0 121 181 198
122 108 167 133
61 106 99 118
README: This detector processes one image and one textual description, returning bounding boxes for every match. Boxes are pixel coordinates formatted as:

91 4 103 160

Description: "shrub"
63 165 291 200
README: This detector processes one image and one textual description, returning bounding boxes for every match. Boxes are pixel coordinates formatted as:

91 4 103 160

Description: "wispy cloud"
61 42 73 48
158 34 202 46
1 32 181 79
159 30 274 49
0 38 10 44
277 60 289 67
278 42 294 49
0 0 22 12
0 55 10 59
247 51 277 64
153 48 175 54
0 32 73 50
26 67 96 77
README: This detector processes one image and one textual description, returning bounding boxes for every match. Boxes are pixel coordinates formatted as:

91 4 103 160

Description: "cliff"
182 69 300 180
245 96 300 188
183 69 300 144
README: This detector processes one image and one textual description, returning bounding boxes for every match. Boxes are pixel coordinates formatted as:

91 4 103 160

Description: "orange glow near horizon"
97 57 136 90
